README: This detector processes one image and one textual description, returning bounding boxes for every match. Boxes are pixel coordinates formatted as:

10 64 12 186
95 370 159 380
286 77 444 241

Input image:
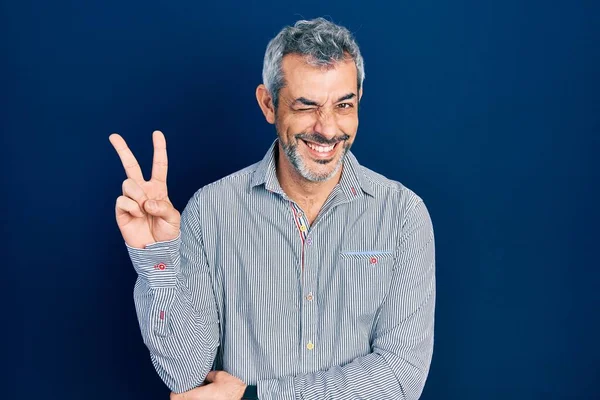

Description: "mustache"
295 133 350 145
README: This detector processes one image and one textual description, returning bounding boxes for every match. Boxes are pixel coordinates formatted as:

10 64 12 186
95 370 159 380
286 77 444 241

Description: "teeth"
306 141 335 153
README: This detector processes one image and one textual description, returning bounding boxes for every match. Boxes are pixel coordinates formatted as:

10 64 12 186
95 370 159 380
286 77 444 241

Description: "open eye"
337 103 353 109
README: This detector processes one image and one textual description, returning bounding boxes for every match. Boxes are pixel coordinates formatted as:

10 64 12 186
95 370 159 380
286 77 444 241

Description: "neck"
275 143 342 209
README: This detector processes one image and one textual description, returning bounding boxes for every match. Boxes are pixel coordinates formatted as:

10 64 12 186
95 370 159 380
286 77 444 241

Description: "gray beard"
280 138 348 182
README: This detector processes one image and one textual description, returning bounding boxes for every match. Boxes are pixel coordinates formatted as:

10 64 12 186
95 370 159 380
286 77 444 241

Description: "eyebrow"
293 92 357 107
336 93 356 102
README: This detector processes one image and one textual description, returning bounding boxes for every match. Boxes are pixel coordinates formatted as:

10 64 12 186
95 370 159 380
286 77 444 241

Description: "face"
269 54 361 182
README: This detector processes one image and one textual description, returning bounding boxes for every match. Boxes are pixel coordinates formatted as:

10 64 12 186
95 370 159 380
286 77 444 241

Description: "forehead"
280 53 358 100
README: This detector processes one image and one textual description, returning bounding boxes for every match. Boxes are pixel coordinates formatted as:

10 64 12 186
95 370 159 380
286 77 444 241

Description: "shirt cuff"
125 232 181 287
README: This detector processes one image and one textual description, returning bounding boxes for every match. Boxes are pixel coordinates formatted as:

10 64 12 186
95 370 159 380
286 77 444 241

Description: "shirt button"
306 341 314 350
300 224 307 232
306 237 313 245
306 292 314 301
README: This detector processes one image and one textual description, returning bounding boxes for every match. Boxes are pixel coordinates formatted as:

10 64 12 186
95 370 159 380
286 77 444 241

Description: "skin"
109 130 181 250
109 132 247 398
169 371 246 400
110 52 362 400
256 53 363 225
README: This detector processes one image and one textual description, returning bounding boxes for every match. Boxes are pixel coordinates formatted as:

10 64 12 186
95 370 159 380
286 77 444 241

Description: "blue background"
4 0 599 399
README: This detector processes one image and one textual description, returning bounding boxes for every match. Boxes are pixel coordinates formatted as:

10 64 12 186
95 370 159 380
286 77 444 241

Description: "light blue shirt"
126 139 435 399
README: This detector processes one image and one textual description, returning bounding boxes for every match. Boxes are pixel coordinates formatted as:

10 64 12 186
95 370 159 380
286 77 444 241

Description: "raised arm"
127 192 220 393
109 131 220 392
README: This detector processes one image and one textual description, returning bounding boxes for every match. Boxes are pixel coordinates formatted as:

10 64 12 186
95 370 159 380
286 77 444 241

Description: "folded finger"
116 195 145 218
143 199 179 225
122 178 149 208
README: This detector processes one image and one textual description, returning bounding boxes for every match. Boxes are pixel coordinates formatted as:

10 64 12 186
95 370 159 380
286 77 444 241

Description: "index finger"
109 133 145 182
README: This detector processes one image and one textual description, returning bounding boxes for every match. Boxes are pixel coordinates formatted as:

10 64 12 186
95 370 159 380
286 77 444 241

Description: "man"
109 17 435 400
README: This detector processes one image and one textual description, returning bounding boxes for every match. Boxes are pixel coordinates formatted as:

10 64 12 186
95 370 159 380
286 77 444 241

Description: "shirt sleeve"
125 191 220 394
256 197 436 400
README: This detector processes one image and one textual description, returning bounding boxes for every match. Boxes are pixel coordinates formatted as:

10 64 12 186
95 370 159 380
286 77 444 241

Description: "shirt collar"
250 138 375 199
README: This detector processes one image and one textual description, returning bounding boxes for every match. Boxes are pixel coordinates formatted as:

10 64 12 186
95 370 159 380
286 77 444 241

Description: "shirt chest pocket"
338 250 395 321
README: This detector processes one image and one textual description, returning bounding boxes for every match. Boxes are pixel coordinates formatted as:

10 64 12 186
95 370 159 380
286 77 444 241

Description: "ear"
358 86 363 102
256 84 276 124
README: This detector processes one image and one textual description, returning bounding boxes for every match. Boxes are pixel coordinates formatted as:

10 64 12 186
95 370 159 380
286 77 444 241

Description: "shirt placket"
289 201 318 373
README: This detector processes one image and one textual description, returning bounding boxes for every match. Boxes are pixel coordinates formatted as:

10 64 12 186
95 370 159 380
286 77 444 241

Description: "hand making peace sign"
109 130 181 249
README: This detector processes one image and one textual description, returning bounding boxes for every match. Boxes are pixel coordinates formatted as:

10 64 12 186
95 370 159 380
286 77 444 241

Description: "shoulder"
358 164 424 209
188 161 260 205
356 161 433 232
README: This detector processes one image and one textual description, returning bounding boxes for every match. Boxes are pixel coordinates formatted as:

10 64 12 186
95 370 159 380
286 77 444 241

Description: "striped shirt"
126 138 436 399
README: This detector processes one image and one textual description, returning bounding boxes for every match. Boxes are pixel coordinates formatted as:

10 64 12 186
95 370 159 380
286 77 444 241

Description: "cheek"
283 114 317 134
338 115 359 134
281 112 359 136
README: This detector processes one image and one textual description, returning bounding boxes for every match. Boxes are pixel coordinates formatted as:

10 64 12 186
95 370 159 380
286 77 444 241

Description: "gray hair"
262 17 365 108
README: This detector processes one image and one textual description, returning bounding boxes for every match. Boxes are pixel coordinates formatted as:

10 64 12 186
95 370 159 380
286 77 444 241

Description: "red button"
370 256 378 264
154 263 166 270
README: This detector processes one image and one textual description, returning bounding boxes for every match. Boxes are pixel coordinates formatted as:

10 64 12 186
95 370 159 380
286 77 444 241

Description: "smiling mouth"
301 139 341 157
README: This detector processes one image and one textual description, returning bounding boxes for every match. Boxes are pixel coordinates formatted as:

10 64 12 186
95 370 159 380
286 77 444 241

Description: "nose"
313 109 338 140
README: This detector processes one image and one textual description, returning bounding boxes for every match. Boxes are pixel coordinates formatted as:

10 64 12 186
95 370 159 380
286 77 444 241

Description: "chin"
279 134 349 182
298 157 344 182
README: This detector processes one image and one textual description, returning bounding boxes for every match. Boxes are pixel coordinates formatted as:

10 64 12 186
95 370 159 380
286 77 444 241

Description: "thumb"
144 199 179 224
